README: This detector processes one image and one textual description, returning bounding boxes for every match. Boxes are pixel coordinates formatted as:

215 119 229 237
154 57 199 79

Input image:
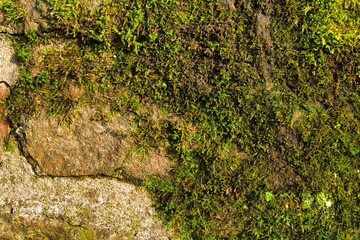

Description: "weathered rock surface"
0 150 169 239
19 107 174 180
0 36 18 87
0 37 13 145
0 82 10 101
0 110 10 145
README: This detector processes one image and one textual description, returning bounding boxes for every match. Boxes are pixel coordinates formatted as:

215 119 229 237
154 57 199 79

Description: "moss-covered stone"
1 0 359 238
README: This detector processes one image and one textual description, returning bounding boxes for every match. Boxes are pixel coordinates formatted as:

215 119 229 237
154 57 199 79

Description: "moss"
75 228 97 240
2 135 17 153
1 0 26 24
3 0 360 239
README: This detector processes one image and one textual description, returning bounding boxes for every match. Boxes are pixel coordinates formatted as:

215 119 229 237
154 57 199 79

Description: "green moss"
1 0 25 24
2 135 17 153
75 228 97 240
3 0 360 239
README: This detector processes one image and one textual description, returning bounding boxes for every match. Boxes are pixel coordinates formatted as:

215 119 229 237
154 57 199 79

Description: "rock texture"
18 107 174 180
0 7 173 237
0 150 169 239
0 1 175 238
0 36 18 87
0 111 10 146
0 36 14 145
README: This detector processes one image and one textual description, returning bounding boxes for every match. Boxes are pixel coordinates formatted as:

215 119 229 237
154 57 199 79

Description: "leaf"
265 192 274 202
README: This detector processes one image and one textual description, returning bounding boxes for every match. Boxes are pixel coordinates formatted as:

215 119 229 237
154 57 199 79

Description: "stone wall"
0 2 172 238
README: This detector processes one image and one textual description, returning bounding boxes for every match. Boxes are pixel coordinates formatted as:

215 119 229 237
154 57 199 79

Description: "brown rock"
19 107 174 179
20 0 52 32
0 83 10 101
0 118 10 140
256 12 273 48
0 105 10 146
0 124 10 152
219 0 236 11
85 0 104 13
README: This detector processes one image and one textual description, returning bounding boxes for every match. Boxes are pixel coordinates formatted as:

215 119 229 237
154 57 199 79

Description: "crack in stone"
0 31 24 36
0 81 11 88
0 28 65 36
12 128 145 186
34 173 144 187
0 150 170 239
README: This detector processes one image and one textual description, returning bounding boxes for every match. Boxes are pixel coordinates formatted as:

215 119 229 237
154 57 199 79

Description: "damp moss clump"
2 0 360 239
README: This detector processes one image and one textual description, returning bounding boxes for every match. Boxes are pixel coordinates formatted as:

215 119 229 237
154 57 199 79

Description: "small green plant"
1 0 25 23
2 136 17 153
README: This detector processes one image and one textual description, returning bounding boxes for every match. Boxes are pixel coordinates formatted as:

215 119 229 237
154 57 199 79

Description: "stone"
0 150 169 239
0 83 10 101
20 0 52 32
85 0 104 12
0 37 19 87
0 83 10 145
0 112 9 138
19 107 174 179
0 117 10 148
219 0 236 11
256 12 273 48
